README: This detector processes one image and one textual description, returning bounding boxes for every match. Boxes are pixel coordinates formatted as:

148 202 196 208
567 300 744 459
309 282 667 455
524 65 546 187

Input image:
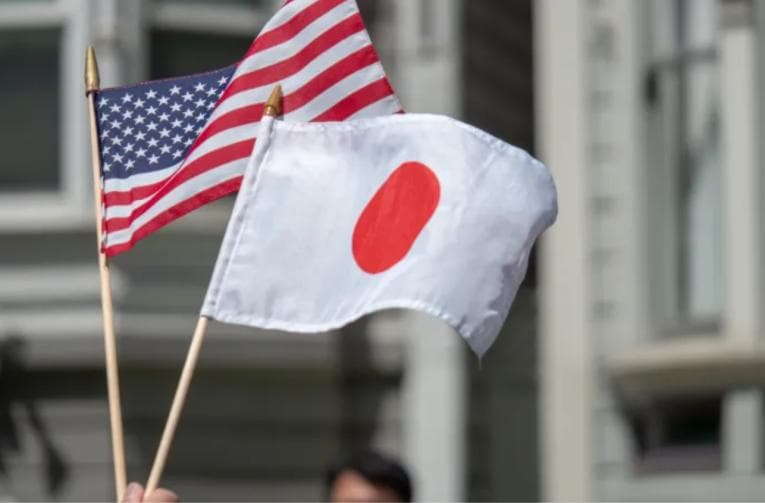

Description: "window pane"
629 397 722 473
0 28 60 191
645 0 721 327
150 30 252 79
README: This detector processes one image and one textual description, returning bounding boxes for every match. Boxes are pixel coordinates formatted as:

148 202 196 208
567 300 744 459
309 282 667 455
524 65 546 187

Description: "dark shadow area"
337 315 400 456
0 332 69 497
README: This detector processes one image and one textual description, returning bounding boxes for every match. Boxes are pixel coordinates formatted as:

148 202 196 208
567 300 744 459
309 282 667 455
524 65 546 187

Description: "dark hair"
326 450 413 502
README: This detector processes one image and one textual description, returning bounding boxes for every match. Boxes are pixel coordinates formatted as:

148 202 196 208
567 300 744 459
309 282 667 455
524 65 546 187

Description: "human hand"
122 482 179 502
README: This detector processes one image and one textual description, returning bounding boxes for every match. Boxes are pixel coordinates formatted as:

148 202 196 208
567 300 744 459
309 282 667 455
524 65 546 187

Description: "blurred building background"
0 0 762 501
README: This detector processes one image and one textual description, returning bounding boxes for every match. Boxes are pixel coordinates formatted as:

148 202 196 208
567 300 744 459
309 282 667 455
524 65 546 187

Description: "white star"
101 113 110 121
102 129 111 138
172 134 183 144
111 137 123 146
160 144 171 154
121 93 133 103
124 143 134 153
135 131 146 141
148 138 159 148
217 76 228 86
99 97 110 107
195 113 206 122
148 154 159 164
159 112 170 122
171 119 183 129
194 82 206 92
103 146 112 154
146 122 158 131
122 109 133 120
170 102 182 113
169 86 181 95
173 150 183 158
158 96 169 106
183 124 194 133
110 119 121 129
183 109 194 118
206 87 217 96
134 98 145 108
103 162 111 171
136 147 147 158
135 115 145 125
184 138 193 146
206 102 215 110
122 126 134 137
113 153 124 162
146 89 158 99
146 106 157 115
109 104 121 113
159 128 171 138
182 92 194 102
195 98 206 108
125 159 135 170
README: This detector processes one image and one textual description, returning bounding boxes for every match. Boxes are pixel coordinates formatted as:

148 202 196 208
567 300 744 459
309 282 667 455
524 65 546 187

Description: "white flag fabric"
201 114 557 356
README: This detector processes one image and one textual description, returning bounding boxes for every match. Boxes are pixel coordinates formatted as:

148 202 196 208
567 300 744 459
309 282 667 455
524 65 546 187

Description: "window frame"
0 0 92 230
643 0 722 333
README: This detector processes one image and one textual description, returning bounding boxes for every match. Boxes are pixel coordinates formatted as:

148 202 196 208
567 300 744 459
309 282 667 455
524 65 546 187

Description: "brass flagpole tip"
263 84 283 117
85 46 100 95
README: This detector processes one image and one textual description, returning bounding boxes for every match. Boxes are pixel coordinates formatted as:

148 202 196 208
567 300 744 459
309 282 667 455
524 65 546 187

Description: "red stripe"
179 12 364 159
104 172 177 206
311 78 395 121
221 13 363 103
105 139 254 233
284 44 378 111
194 44 378 145
245 0 345 58
103 177 243 256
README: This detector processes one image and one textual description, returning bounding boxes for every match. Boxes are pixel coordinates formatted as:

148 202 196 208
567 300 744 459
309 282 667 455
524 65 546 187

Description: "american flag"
95 0 401 256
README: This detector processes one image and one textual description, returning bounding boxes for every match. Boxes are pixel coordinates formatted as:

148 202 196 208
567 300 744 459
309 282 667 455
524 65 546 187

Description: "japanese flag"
201 114 557 356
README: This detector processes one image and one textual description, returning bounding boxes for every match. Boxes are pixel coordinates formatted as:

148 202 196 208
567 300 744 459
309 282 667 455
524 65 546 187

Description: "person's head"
326 450 412 503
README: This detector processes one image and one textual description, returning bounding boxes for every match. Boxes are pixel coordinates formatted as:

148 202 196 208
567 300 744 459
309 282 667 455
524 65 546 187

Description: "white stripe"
103 164 179 194
177 122 258 168
346 94 401 120
228 1 356 87
105 160 246 246
212 31 373 120
286 62 387 120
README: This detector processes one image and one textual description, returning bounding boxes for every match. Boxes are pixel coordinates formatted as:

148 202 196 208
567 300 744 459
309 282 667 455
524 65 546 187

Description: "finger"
122 482 145 503
145 488 180 502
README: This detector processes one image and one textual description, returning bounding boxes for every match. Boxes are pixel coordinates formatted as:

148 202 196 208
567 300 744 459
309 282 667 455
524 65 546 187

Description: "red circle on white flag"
352 161 441 274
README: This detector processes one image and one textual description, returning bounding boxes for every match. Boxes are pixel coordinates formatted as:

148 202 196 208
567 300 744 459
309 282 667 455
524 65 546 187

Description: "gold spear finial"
85 46 100 95
263 84 283 117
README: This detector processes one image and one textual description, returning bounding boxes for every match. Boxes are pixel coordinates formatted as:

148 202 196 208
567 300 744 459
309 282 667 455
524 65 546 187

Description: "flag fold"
202 114 557 357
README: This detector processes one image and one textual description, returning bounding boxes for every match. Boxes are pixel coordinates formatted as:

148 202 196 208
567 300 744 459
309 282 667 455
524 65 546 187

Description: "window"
644 0 721 329
0 2 90 226
0 28 60 190
629 396 722 473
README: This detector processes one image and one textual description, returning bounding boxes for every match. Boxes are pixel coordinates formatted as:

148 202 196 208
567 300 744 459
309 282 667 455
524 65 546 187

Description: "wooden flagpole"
144 84 284 496
85 46 128 501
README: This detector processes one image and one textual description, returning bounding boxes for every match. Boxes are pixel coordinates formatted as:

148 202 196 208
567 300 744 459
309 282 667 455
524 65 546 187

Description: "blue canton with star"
96 65 236 181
